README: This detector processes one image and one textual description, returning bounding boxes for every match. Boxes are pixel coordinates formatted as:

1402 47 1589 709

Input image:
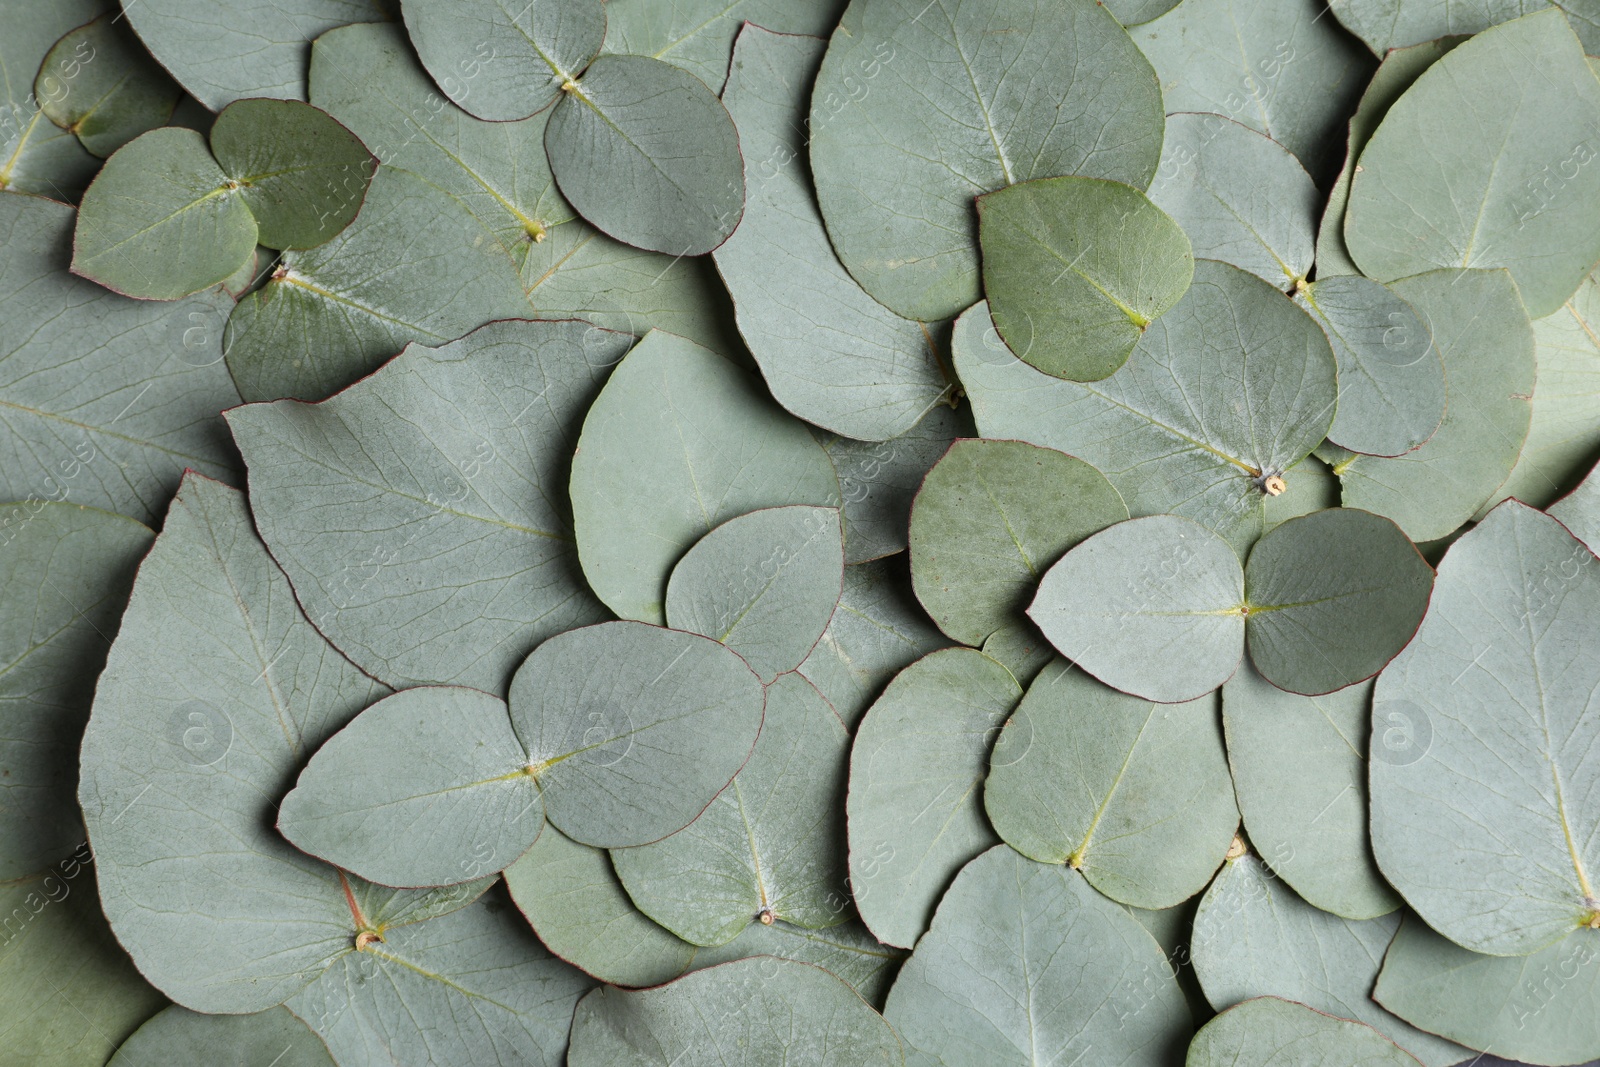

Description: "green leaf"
846 648 1021 948
1329 0 1577 55
955 260 1338 551
223 165 531 402
1147 114 1316 289
0 504 151 881
76 473 498 1012
71 127 257 299
666 507 844 683
909 438 1128 647
546 55 744 257
570 330 841 626
1222 663 1401 921
121 0 385 111
613 673 849 945
1295 276 1443 458
600 0 849 91
1375 918 1600 1066
285 889 593 1067
1191 853 1470 1067
309 24 740 353
1138 0 1375 181
1344 10 1600 318
227 318 615 691
883 846 1191 1066
714 26 950 441
1187 997 1424 1067
985 662 1238 909
210 98 374 250
569 956 904 1066
36 14 181 158
0 850 166 1067
109 1006 333 1067
1029 515 1246 704
809 0 1165 321
0 192 241 525
797 558 954 727
402 0 605 121
979 176 1194 382
691 918 906 1009
1552 459 1600 552
1371 501 1600 956
0 2 104 200
1321 269 1535 543
979 625 1054 688
1105 0 1183 24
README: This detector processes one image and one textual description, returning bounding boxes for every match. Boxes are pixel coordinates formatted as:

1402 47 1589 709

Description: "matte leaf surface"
1328 0 1594 59
601 0 850 90
109 1006 334 1067
229 318 615 691
36 14 181 158
1187 997 1423 1067
0 1 104 200
809 0 1165 321
985 663 1238 909
691 919 906 1008
1553 460 1600 552
570 330 841 625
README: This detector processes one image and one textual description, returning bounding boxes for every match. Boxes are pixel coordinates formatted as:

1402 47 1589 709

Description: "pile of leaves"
5 0 1600 1064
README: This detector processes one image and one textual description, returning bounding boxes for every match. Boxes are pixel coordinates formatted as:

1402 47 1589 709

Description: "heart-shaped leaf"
0 504 150 881
883 845 1190 1066
666 507 844 683
570 330 841 626
600 0 849 91
713 25 950 441
545 55 745 257
1187 997 1424 1067
809 0 1165 321
847 648 1021 949
986 662 1238 909
228 318 617 691
1372 500 1600 956
37 14 181 158
909 439 1128 648
109 1007 334 1067
402 0 606 121
0 3 103 199
613 673 849 945
1345 10 1600 318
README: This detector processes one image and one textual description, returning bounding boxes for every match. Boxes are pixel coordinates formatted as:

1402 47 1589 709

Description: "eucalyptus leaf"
1296 276 1443 458
0 1 104 200
0 504 150 881
978 626 1054 688
109 1006 333 1067
0 192 241 525
601 0 849 90
883 845 1191 1067
569 956 903 1067
1328 0 1582 55
1191 853 1470 1067
846 648 1021 949
985 662 1238 910
1107 0 1184 24
613 673 849 945
1137 0 1375 181
1147 114 1316 289
224 165 531 402
36 14 181 158
1222 664 1401 921
1344 10 1600 318
402 0 605 121
714 25 950 441
1187 996 1424 1067
1552 459 1600 552
228 318 615 691
1320 269 1535 543
955 260 1338 551
666 507 844 683
692 918 906 1009
1371 501 1600 956
809 0 1165 321
545 55 744 257
1375 918 1600 1066
570 330 841 626
798 557 954 727
909 439 1128 648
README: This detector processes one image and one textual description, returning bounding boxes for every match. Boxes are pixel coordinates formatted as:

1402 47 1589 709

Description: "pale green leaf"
601 0 849 90
0 2 104 199
1186 997 1423 1067
1329 0 1560 54
36 14 180 158
109 1006 333 1067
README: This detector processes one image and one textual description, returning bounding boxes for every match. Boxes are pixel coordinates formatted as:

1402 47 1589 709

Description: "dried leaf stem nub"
757 907 775 925
354 928 383 951
1225 835 1248 861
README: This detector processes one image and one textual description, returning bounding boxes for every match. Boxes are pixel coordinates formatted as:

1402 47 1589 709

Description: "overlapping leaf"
0 2 104 200
37 14 181 158
109 1007 333 1067
1330 0 1600 58
1187 997 1423 1067
600 0 849 90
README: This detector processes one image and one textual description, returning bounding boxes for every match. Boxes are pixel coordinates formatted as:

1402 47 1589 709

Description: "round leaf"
600 0 850 91
570 330 841 625
1371 501 1600 956
690 918 906 1009
985 663 1239 910
36 14 181 158
1329 0 1596 59
809 0 1165 321
0 3 101 200
1187 997 1423 1067
403 0 606 121
545 54 745 257
666 507 844 683
1553 458 1600 554
71 126 257 299
110 1007 334 1067
910 438 1128 648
